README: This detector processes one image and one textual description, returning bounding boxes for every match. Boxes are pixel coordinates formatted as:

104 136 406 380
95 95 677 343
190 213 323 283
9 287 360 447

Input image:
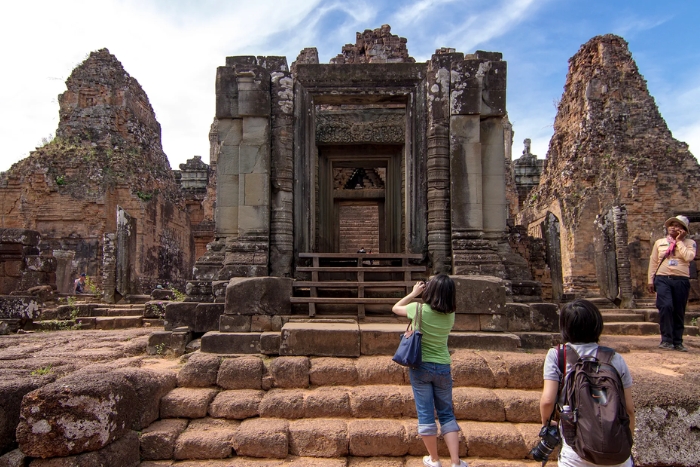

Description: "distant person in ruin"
74 273 86 294
392 275 468 467
647 215 696 352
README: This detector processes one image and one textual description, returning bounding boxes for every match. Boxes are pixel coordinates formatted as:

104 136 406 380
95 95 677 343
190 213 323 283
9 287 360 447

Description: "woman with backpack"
539 299 636 467
392 274 468 467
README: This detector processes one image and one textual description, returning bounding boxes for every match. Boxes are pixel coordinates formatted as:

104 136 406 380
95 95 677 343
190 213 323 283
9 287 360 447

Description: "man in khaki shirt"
647 215 697 352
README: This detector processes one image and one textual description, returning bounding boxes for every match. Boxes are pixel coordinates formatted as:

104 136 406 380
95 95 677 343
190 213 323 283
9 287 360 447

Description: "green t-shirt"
406 302 454 365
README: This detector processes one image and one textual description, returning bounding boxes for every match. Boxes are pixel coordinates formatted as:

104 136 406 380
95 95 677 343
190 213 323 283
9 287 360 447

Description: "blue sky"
1 0 698 172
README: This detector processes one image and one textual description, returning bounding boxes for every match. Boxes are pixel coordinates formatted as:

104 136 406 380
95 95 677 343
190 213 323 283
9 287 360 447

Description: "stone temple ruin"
0 26 699 467
0 49 214 303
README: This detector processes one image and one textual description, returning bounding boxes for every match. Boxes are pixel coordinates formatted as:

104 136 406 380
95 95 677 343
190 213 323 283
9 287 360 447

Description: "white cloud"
392 0 462 28
612 14 674 37
665 81 700 159
435 0 541 53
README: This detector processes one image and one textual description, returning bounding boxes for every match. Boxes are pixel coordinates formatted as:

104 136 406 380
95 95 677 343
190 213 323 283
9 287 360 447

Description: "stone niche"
191 25 511 299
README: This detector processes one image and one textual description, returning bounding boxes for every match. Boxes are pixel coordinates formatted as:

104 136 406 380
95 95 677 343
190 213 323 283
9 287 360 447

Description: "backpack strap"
557 344 565 379
565 344 580 368
595 346 615 364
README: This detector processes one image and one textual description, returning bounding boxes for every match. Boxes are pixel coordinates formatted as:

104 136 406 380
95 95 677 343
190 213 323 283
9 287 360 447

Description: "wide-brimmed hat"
664 215 690 232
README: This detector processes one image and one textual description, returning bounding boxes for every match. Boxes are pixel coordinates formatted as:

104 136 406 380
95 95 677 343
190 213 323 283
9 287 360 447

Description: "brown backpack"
558 345 633 465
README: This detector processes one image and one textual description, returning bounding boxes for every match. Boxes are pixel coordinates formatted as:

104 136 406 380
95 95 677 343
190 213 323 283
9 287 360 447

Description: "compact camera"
530 424 561 465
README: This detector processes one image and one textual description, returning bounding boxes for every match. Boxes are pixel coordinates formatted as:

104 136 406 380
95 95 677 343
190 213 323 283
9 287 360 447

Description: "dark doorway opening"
318 145 402 253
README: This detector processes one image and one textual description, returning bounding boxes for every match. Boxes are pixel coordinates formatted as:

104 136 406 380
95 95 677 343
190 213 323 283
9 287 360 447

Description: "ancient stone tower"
192 25 510 298
0 49 194 298
518 34 700 302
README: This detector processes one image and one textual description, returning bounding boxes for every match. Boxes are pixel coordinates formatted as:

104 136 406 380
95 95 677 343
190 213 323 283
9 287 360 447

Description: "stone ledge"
280 322 360 357
448 332 521 351
200 331 262 354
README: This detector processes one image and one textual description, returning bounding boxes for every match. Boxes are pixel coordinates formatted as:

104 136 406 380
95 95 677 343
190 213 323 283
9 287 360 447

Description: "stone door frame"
318 146 402 253
293 63 428 259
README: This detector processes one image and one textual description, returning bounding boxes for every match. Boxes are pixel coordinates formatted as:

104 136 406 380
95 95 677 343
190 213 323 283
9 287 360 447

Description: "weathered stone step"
32 315 152 331
139 416 541 461
91 307 147 317
159 386 541 423
125 294 152 304
140 458 544 467
201 327 526 356
171 351 545 391
601 313 646 323
603 322 699 336
638 310 700 325
43 303 147 320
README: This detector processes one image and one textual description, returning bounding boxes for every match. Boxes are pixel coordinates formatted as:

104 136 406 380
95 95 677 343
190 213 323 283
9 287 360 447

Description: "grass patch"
31 365 52 376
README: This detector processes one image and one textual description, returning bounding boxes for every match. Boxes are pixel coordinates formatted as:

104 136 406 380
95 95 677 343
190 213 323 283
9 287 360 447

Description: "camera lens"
530 425 561 464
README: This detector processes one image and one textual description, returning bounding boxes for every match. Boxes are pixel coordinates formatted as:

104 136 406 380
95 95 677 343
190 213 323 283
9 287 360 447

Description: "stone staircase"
28 293 169 331
138 350 548 466
601 306 700 337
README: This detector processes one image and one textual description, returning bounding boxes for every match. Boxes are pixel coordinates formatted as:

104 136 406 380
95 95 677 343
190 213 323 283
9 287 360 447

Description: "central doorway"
318 145 402 253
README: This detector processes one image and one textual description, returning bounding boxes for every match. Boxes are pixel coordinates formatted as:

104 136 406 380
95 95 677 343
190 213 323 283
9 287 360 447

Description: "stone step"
170 351 545 391
606 308 646 314
201 326 526 356
601 313 646 323
33 315 149 331
91 307 146 317
138 416 542 461
42 303 147 320
603 322 699 336
586 297 617 309
139 458 543 467
124 294 152 304
159 386 541 423
639 310 700 325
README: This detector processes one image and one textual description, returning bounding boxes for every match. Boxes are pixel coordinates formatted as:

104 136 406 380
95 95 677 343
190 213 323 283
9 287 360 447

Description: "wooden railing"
291 253 426 318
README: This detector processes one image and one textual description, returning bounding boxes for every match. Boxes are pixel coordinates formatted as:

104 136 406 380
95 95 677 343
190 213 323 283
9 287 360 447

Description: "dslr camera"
530 424 561 465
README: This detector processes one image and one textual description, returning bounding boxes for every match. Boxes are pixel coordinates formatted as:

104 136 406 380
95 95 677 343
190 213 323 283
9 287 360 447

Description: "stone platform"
1 330 699 466
196 320 555 357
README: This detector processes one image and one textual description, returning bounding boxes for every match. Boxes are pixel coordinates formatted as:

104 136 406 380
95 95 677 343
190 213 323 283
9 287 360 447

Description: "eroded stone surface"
17 372 138 457
140 418 188 460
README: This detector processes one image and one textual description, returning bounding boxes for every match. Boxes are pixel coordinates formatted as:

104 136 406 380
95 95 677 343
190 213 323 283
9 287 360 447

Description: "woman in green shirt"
392 274 467 467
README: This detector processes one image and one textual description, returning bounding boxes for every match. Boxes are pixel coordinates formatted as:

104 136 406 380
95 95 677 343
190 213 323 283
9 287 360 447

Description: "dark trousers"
654 275 690 345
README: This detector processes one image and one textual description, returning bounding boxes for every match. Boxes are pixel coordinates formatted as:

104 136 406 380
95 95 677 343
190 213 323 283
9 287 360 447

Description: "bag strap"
414 303 423 332
565 344 580 367
653 255 667 278
594 346 615 364
557 344 566 380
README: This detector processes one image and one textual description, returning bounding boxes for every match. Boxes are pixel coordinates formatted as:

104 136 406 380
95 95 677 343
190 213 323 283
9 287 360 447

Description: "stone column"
102 234 116 304
481 117 508 236
612 205 634 308
449 54 508 277
218 69 271 279
269 68 294 276
426 53 455 273
52 249 75 295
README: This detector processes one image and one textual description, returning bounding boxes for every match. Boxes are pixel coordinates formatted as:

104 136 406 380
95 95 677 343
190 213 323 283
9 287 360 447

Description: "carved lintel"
316 110 405 144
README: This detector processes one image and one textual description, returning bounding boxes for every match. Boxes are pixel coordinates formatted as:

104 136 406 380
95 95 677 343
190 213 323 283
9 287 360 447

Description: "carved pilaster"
426 54 454 273
270 68 294 276
612 205 634 308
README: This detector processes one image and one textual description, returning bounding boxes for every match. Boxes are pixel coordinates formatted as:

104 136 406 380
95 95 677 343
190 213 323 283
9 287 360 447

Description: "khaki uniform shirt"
648 237 697 283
